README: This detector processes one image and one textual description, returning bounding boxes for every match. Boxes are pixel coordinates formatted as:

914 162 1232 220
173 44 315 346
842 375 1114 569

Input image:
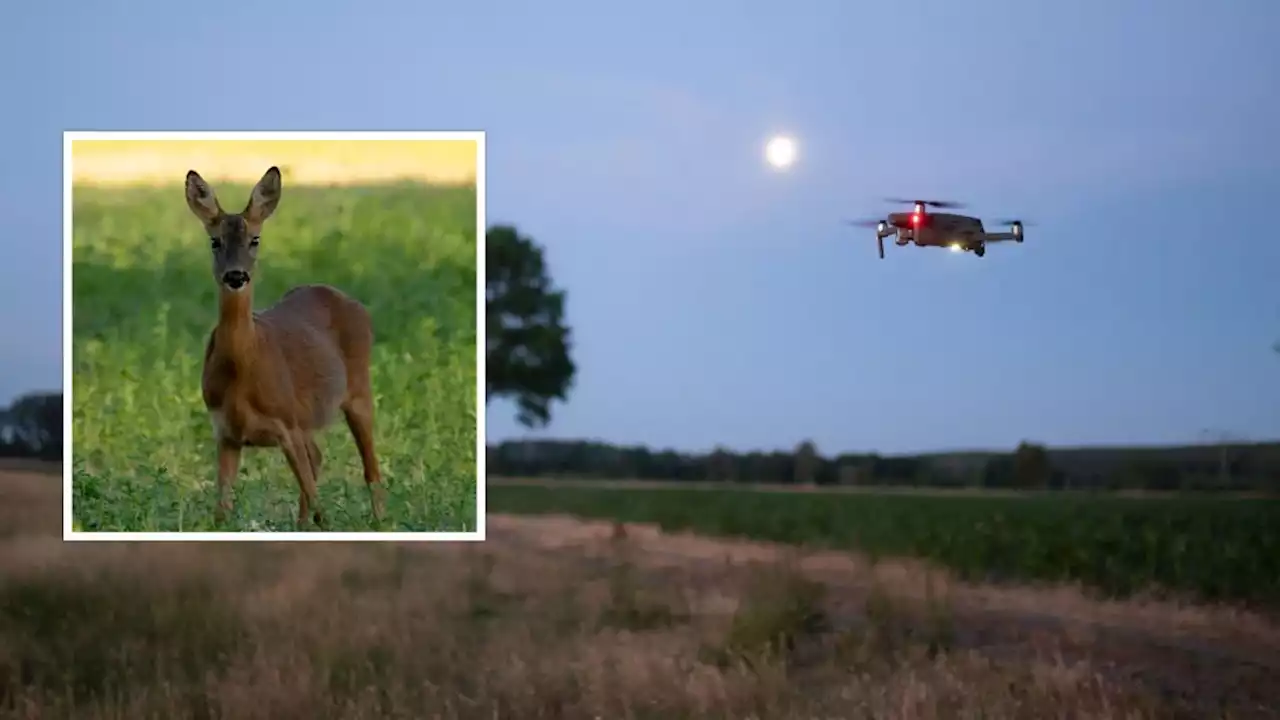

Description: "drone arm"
982 232 1018 243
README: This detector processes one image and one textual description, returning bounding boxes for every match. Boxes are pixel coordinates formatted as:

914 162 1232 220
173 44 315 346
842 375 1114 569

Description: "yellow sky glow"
70 139 478 187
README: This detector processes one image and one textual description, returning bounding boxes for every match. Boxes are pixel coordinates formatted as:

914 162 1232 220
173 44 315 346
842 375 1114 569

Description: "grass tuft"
711 562 829 668
0 566 243 704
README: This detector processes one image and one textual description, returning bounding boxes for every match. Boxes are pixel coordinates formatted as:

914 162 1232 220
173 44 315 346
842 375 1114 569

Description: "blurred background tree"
1013 441 1052 489
793 440 819 485
0 391 62 461
707 446 737 482
485 225 576 428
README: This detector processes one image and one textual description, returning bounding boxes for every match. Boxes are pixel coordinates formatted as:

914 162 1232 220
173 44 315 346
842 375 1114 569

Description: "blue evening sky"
4 0 1277 454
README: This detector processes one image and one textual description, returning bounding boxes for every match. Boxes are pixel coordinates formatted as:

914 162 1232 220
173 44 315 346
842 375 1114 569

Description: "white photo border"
62 130 487 542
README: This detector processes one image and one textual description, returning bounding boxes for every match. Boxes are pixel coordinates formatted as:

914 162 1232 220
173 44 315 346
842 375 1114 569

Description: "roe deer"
184 166 386 528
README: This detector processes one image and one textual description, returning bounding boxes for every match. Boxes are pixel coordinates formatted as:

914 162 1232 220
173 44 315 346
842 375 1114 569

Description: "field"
489 479 1280 608
70 176 479 532
4 470 1280 717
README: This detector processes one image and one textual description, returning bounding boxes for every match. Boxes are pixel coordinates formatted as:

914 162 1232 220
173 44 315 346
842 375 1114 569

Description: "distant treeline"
488 438 1280 492
0 391 62 461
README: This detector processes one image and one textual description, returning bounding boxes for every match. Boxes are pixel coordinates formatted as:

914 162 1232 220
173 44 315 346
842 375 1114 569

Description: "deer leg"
305 437 324 527
214 439 242 525
279 431 324 529
342 395 385 521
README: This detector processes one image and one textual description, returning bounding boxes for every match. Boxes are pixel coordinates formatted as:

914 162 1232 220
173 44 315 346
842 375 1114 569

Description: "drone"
848 199 1030 259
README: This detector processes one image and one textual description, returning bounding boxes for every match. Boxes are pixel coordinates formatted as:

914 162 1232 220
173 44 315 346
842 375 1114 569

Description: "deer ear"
185 170 222 224
245 166 282 223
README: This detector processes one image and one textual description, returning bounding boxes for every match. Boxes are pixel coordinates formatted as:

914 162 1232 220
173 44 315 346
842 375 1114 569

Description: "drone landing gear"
973 244 986 258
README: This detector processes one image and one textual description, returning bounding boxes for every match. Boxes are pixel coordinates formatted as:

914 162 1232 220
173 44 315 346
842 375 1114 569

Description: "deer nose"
222 270 250 289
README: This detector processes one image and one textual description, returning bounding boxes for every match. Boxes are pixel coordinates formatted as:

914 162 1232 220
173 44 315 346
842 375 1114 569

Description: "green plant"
711 563 829 668
71 183 479 532
489 483 1280 607
0 570 244 703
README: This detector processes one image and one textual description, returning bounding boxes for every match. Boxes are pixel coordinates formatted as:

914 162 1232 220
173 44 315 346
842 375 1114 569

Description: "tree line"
486 438 1280 492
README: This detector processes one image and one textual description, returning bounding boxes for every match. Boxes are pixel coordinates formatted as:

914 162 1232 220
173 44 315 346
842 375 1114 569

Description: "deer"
184 166 386 529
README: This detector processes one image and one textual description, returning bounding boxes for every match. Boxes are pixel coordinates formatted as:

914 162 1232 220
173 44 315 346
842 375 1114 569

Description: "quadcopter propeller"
844 218 885 228
885 197 966 209
992 218 1036 226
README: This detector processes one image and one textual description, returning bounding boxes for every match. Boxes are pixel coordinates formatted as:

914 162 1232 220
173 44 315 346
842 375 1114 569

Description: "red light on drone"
911 213 921 226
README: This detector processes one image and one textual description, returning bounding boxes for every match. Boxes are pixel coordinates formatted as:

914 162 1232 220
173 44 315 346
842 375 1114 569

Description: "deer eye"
249 236 260 248
210 237 222 251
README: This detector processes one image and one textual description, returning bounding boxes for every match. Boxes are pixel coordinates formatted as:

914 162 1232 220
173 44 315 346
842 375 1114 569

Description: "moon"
764 135 797 169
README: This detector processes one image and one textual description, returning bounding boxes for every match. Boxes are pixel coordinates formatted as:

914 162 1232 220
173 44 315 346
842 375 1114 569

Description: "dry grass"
1 471 1276 718
503 514 1280 647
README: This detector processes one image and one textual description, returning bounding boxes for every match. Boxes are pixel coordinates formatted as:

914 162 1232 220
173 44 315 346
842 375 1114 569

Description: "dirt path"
489 513 1280 716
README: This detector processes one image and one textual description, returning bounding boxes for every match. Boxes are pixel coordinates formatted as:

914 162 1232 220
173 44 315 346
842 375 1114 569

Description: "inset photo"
65 131 484 540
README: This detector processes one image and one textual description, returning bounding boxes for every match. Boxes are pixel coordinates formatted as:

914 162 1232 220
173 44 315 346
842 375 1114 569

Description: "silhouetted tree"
740 452 768 483
1013 441 1052 488
794 440 819 485
1117 458 1182 491
837 462 862 486
981 455 1015 488
875 455 920 485
486 225 576 428
0 391 62 460
707 446 736 482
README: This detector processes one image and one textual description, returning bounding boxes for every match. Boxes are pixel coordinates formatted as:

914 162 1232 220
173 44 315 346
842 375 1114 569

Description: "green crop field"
71 182 478 532
488 481 1280 606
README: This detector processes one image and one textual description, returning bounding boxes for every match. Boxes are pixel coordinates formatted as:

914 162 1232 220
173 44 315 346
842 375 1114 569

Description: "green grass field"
488 481 1280 606
71 182 478 532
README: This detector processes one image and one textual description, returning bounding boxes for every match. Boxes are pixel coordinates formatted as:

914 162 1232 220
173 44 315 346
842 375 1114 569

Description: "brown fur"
184 166 385 529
